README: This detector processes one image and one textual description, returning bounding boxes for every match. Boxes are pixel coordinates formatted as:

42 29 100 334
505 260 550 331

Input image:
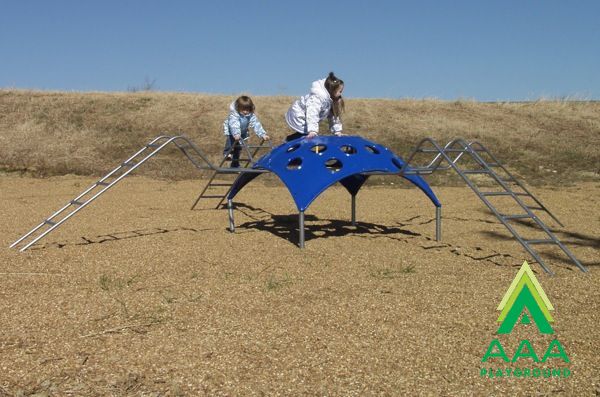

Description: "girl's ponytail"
324 72 345 119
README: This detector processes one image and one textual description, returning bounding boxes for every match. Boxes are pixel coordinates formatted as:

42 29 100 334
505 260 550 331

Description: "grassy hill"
1 90 598 185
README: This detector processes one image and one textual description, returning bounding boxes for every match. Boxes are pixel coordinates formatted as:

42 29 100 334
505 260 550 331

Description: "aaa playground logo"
480 261 571 379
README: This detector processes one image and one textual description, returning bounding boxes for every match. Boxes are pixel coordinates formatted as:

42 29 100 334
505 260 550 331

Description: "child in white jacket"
223 96 270 167
285 72 345 141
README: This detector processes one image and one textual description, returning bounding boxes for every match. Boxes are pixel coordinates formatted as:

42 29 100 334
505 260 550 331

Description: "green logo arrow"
496 261 554 334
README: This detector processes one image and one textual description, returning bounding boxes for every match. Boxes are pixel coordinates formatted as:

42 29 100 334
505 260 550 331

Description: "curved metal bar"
10 134 263 252
399 136 586 274
10 134 174 249
453 139 585 273
400 137 472 174
408 138 553 274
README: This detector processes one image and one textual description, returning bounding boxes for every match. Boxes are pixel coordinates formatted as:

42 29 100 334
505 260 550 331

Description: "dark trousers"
223 132 248 167
285 132 306 142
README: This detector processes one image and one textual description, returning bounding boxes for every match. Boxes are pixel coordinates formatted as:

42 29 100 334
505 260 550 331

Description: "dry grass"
1 90 599 185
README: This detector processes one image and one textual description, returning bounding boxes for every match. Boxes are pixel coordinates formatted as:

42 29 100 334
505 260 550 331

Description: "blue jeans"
223 132 248 167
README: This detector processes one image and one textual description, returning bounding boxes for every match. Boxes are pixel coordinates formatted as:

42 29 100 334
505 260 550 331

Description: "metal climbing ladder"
191 136 272 209
10 135 266 252
399 137 587 275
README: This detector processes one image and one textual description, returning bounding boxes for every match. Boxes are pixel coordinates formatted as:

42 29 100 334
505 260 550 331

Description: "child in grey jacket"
223 96 270 167
285 72 345 141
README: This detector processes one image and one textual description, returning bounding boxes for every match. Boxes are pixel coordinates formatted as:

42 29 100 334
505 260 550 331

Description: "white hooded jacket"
285 79 342 135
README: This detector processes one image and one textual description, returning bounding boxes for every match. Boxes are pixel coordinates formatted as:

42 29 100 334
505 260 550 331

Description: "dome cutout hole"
340 145 357 155
324 158 343 172
310 144 327 155
287 143 301 153
365 145 380 154
287 158 303 170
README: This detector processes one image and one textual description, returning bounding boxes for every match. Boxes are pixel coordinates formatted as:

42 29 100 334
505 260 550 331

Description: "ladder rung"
525 239 555 245
462 170 491 174
201 195 226 199
480 191 528 197
146 143 160 148
70 200 85 206
121 161 136 167
44 220 56 226
96 181 110 186
403 169 433 175
501 214 533 220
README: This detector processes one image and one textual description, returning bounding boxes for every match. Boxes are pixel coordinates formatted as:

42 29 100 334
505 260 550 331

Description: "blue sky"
1 1 598 100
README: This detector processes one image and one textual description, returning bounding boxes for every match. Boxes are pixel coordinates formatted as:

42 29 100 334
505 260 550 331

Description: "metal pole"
351 194 356 226
227 199 235 232
436 206 442 242
299 211 305 248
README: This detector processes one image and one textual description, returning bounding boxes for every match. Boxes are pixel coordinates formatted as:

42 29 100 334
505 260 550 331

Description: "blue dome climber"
227 136 441 211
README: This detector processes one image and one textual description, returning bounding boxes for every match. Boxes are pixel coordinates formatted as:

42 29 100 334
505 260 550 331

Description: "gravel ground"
1 175 598 396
